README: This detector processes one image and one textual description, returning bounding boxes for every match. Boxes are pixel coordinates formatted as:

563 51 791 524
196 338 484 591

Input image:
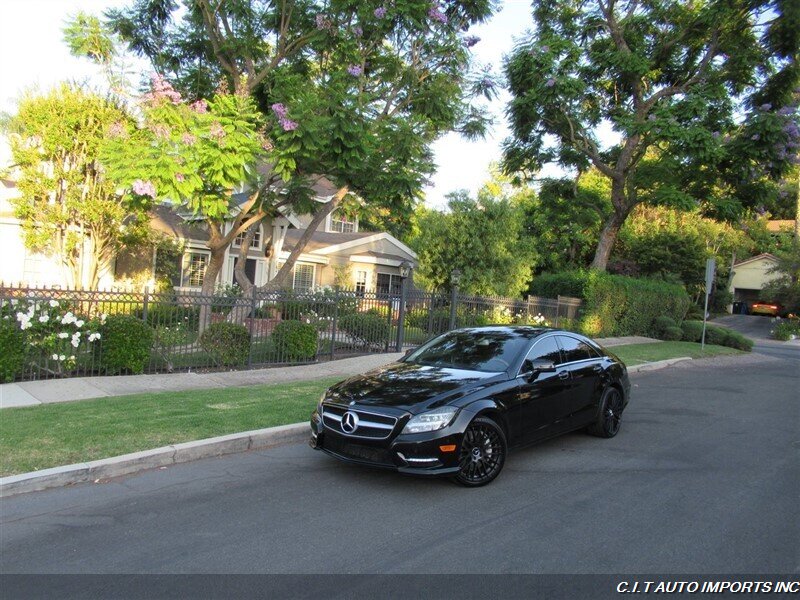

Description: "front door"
555 335 604 425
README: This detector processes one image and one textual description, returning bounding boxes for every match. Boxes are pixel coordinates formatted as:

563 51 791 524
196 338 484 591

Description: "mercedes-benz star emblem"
341 411 359 434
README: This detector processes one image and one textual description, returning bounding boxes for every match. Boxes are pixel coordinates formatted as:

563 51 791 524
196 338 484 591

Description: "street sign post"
701 258 716 350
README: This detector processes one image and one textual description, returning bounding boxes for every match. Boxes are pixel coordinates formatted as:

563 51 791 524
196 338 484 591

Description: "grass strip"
0 376 344 476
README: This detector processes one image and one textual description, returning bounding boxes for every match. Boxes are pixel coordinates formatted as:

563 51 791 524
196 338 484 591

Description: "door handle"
557 370 570 380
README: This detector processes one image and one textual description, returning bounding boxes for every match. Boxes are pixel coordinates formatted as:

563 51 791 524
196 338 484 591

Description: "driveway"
1 350 798 581
713 314 776 341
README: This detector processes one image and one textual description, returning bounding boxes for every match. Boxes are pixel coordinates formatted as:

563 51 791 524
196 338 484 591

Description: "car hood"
325 361 506 413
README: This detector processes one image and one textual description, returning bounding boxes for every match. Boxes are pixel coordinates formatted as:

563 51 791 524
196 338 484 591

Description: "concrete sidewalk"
0 335 659 410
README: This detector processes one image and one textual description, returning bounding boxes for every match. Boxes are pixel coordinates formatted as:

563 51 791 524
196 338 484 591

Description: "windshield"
405 330 531 373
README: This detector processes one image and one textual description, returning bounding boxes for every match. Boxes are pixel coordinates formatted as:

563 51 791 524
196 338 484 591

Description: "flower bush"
771 317 800 341
0 298 103 377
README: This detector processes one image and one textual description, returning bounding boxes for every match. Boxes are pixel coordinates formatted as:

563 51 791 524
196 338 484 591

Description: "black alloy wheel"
454 417 506 487
587 386 623 438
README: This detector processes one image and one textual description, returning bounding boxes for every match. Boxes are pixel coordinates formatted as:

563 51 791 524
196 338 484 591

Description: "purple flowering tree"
80 0 496 292
7 84 149 288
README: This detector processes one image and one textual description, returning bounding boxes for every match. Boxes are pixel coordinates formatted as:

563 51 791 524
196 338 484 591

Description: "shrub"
681 320 704 342
528 271 588 298
722 329 753 351
772 318 800 341
137 303 200 329
340 312 391 345
662 326 684 341
272 320 318 361
652 315 678 337
0 320 25 382
704 325 728 346
199 322 250 366
99 315 154 374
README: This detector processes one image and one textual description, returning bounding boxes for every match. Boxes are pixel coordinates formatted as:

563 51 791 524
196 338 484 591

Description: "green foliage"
272 321 318 361
681 321 705 343
99 315 153 374
7 84 149 288
339 312 391 346
529 272 589 299
720 329 753 351
761 241 800 314
772 318 800 341
199 322 250 366
0 319 25 382
661 326 684 342
410 178 537 295
652 316 678 337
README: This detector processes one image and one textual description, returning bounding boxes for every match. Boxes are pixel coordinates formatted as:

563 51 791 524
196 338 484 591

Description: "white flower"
16 312 26 322
38 314 49 323
71 339 80 348
61 312 76 325
52 354 59 360
101 313 108 323
75 319 85 328
88 332 101 342
69 355 75 361
49 300 59 308
59 354 66 361
58 332 69 339
26 305 35 318
19 321 32 330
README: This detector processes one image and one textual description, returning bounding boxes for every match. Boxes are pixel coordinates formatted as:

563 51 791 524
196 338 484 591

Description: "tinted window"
407 330 530 373
526 336 561 364
557 336 597 363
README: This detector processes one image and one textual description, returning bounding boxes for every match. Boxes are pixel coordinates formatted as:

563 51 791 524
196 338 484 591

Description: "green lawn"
612 341 744 366
0 376 343 476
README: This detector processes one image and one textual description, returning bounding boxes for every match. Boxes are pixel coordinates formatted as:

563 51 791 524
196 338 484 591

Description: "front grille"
323 435 394 466
321 404 398 439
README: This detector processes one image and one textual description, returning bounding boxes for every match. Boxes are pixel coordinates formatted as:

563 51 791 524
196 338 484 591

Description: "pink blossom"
144 72 182 104
176 173 185 183
279 118 298 132
353 26 363 37
190 99 208 113
209 122 226 139
132 179 157 198
428 5 447 24
271 103 288 118
151 123 171 139
463 36 480 48
347 64 363 77
108 122 127 138
374 6 387 18
545 78 555 87
181 132 197 145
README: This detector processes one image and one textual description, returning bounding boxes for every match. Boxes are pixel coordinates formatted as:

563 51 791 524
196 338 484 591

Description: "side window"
557 336 596 363
525 336 562 365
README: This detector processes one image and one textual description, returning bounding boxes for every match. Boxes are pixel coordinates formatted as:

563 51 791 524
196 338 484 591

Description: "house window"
233 226 261 249
355 270 367 296
330 210 357 233
293 263 315 292
182 252 209 288
376 272 402 296
22 252 47 285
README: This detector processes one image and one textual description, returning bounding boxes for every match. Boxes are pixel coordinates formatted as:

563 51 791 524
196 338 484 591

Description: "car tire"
454 416 507 487
587 386 624 438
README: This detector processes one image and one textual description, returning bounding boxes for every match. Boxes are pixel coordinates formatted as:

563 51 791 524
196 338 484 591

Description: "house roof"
733 253 779 268
150 204 209 242
282 229 377 253
766 219 796 233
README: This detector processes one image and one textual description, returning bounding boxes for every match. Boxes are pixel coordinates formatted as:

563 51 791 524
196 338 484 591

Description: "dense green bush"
662 326 684 341
703 325 728 346
199 322 250 366
772 319 800 341
652 315 678 337
722 329 754 351
99 315 154 374
529 271 588 299
0 320 25 382
272 320 318 360
340 312 391 345
680 320 705 342
137 304 200 329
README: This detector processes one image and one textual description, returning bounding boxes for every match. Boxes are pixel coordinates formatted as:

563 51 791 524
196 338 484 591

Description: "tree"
5 84 148 288
762 240 800 312
72 0 496 295
410 181 537 296
503 0 799 270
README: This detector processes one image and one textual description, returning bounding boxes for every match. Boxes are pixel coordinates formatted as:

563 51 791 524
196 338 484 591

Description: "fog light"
439 444 457 452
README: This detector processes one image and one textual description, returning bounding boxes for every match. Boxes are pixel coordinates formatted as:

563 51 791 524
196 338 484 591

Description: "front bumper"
309 409 470 476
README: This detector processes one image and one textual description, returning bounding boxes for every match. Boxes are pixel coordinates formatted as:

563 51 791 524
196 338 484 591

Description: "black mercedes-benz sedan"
310 326 630 486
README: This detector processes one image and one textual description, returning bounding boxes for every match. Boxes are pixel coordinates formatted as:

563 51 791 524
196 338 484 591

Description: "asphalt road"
1 347 798 579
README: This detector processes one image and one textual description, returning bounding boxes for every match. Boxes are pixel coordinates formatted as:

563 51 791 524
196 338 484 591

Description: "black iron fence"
0 284 581 382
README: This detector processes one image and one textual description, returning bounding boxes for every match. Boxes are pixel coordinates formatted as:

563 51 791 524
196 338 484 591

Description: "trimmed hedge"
340 312 391 345
531 271 690 338
680 320 753 351
680 320 704 342
272 320 318 361
199 322 250 366
99 315 154 374
662 326 684 341
0 320 25 382
652 315 678 337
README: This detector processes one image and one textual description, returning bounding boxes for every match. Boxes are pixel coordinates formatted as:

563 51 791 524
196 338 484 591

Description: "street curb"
627 357 692 373
0 422 308 498
0 357 694 498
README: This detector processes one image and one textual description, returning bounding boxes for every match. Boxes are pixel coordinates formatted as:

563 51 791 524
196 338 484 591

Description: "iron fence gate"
0 284 581 382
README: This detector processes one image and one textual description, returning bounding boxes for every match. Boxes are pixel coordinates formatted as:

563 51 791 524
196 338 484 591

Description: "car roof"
454 325 560 338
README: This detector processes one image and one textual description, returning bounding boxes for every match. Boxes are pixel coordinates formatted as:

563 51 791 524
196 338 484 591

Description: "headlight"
402 407 458 434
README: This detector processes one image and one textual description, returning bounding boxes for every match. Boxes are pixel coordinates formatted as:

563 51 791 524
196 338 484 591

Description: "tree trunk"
590 179 632 271
198 246 226 333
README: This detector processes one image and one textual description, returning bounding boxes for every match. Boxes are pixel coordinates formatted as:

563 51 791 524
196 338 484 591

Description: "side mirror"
403 347 417 359
523 358 557 376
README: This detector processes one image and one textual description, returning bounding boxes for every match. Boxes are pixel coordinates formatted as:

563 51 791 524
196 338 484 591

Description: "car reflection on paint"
310 326 630 486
